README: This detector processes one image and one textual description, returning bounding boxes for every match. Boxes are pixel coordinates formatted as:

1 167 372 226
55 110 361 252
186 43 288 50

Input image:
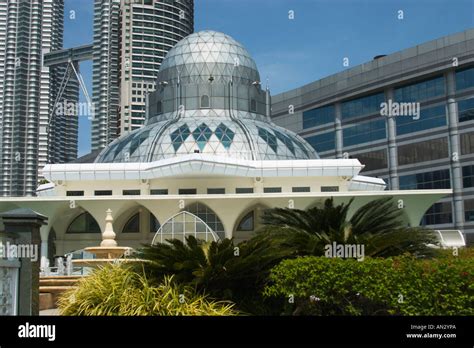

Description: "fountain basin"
84 246 132 259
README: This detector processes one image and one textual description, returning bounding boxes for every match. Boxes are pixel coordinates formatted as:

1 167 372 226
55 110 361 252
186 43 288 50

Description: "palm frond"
350 197 404 236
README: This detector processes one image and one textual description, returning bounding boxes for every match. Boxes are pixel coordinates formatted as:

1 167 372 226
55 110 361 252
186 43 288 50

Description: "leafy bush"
264 253 474 315
58 264 239 316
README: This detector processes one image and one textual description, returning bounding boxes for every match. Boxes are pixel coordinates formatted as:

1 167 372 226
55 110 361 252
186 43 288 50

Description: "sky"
63 0 474 156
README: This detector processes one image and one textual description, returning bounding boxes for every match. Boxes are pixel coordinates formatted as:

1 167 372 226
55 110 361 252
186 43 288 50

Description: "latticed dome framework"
96 31 319 163
156 30 260 85
97 109 317 162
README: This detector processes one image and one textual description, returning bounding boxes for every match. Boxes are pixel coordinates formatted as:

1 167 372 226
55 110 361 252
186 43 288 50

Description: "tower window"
250 99 257 112
201 95 210 108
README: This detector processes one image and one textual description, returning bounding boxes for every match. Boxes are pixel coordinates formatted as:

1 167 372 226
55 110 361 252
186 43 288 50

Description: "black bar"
0 316 473 346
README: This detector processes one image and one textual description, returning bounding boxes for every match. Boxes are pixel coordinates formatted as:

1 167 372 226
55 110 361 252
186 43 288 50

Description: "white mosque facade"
0 31 450 261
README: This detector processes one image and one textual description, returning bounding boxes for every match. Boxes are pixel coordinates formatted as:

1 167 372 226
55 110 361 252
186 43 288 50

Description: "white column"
39 225 50 266
446 70 464 231
385 88 399 190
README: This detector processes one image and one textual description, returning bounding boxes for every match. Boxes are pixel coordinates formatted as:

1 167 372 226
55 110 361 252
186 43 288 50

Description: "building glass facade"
458 98 474 123
341 92 385 119
397 138 449 165
394 76 445 102
343 119 386 147
456 66 474 91
462 165 474 188
351 149 388 172
396 105 446 135
306 131 335 152
272 29 474 241
399 169 451 190
421 202 453 225
461 131 474 155
303 105 334 128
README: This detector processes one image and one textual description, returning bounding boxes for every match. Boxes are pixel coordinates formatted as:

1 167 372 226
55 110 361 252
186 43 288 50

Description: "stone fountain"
72 209 133 268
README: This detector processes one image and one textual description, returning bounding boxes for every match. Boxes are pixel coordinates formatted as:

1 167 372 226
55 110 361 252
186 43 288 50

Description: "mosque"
0 31 450 261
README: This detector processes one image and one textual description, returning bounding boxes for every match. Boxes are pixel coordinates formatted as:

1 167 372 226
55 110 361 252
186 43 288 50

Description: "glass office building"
272 29 474 243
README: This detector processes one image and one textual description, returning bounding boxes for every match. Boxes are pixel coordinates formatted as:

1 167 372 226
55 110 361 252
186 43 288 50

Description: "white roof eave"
41 155 364 182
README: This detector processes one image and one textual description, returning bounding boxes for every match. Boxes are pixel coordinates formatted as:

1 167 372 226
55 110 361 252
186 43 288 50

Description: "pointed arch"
152 211 219 245
236 211 254 231
115 204 161 234
232 203 270 243
48 228 57 262
66 212 100 234
184 202 225 240
150 213 161 233
122 213 140 233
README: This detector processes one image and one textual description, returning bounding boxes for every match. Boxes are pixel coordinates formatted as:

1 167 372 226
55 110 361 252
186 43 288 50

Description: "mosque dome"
95 31 318 163
156 30 260 85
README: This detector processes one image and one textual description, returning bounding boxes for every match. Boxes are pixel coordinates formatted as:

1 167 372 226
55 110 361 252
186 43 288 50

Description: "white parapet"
348 175 386 191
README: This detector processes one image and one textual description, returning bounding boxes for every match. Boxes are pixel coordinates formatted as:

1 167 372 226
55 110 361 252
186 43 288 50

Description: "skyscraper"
91 0 121 151
41 0 80 167
118 0 194 134
0 0 43 197
0 0 78 197
91 0 194 151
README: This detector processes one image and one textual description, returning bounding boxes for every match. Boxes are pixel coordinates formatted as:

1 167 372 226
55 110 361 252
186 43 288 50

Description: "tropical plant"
256 197 439 258
135 235 291 314
58 264 239 316
264 254 474 316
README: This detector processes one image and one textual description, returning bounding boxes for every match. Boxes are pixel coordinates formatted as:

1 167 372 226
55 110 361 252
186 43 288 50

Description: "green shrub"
58 264 239 316
264 253 474 315
436 246 474 259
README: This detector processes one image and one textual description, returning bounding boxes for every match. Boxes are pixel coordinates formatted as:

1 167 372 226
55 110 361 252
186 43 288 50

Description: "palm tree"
135 235 290 314
256 197 439 258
